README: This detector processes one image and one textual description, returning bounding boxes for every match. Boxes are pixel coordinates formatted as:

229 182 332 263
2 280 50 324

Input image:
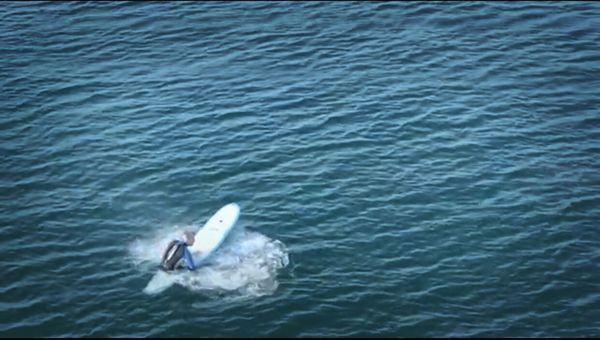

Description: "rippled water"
1 1 600 337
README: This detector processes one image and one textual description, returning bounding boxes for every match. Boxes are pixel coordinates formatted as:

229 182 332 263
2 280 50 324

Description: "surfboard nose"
224 203 240 215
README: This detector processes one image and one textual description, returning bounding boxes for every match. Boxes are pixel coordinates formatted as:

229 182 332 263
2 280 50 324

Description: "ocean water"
1 1 599 337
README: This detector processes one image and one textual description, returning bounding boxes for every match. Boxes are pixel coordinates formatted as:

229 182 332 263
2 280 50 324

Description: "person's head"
183 231 195 246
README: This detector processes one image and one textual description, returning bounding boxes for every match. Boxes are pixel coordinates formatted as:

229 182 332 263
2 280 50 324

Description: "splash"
129 224 289 297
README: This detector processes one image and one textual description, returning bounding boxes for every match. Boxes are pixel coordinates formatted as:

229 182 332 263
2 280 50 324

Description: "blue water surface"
1 1 599 337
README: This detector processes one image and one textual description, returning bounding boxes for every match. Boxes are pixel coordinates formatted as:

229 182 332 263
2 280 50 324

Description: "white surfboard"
143 203 241 294
190 203 240 262
144 270 177 295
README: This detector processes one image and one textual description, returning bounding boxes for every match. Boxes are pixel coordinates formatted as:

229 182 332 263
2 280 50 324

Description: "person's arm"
182 246 196 271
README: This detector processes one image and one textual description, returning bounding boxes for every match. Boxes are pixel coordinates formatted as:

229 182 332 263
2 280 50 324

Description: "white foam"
129 224 289 297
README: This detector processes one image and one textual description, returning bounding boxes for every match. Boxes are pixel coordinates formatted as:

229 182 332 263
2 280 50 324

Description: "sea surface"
1 1 599 337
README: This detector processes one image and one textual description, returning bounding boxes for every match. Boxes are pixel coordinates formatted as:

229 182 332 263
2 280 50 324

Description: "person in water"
160 231 197 271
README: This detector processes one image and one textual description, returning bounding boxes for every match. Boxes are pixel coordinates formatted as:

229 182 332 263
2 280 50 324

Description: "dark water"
1 1 599 337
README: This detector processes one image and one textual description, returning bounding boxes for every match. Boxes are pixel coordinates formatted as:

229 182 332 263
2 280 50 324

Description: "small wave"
128 224 289 297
